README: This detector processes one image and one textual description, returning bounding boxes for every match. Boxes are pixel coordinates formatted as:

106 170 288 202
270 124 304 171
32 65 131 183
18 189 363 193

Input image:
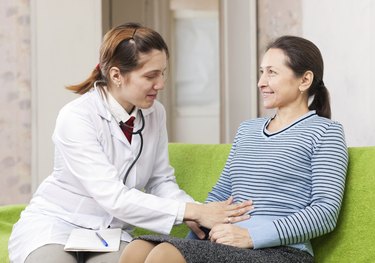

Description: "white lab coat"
8 88 194 263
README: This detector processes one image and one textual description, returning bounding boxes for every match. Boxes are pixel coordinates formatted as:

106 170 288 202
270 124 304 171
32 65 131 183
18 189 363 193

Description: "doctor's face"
115 49 167 112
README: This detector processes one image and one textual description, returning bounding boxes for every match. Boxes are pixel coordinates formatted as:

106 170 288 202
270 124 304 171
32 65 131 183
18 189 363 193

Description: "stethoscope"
121 109 145 185
94 80 145 185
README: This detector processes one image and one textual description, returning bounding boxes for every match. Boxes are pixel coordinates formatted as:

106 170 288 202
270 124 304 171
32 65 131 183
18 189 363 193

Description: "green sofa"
1 144 375 262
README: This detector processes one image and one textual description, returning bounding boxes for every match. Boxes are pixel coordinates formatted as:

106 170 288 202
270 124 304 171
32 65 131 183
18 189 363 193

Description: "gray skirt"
136 235 313 263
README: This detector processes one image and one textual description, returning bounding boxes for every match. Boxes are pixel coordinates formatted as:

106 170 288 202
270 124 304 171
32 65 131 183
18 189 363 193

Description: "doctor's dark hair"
67 22 169 94
267 35 331 119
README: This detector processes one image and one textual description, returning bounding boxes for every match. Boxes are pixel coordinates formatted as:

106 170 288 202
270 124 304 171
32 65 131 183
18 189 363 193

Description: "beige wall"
0 0 31 205
31 0 102 193
301 0 375 146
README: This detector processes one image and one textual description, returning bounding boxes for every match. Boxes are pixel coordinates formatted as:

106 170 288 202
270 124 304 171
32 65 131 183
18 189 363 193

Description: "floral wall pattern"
0 0 31 205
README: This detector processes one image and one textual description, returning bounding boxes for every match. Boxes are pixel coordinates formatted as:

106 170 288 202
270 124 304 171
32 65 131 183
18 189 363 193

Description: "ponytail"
308 80 331 119
66 65 104 95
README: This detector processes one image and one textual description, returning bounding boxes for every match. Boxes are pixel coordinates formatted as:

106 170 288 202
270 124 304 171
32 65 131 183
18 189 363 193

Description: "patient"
118 35 349 263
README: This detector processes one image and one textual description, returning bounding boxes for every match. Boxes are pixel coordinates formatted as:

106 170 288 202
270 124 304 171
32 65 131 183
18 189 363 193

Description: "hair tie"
96 63 100 71
131 28 137 39
319 80 325 87
128 28 137 44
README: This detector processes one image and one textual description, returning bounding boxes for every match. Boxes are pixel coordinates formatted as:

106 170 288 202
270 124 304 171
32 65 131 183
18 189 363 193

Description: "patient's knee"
145 242 186 263
119 240 156 263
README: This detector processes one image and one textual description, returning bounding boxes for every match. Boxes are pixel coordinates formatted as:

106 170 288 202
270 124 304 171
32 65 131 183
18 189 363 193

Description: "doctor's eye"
144 73 158 80
144 71 167 81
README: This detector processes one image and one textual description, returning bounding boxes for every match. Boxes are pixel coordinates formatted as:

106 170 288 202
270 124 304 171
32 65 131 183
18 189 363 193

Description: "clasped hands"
184 196 254 248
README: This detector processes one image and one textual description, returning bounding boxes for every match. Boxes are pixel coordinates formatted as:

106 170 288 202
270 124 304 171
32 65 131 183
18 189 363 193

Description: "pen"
95 231 108 247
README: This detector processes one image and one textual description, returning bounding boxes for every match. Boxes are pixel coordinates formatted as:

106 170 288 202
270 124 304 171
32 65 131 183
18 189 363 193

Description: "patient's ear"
299 70 314 93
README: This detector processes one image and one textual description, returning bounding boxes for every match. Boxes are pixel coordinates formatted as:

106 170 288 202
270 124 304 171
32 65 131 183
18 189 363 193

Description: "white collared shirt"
100 87 137 124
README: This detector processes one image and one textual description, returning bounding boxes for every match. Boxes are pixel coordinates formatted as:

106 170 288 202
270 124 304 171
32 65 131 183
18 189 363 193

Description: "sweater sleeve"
250 122 349 249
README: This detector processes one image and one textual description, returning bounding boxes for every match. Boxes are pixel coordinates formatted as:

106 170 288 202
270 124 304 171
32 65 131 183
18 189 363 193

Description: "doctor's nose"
154 77 165 90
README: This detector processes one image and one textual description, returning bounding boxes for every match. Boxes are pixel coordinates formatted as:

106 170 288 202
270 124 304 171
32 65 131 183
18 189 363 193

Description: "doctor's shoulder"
55 92 100 130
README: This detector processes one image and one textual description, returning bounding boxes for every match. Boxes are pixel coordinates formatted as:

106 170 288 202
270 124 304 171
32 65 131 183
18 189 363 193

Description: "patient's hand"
209 224 253 248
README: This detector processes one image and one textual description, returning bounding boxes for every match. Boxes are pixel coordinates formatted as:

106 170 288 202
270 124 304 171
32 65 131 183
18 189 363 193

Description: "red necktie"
120 116 135 143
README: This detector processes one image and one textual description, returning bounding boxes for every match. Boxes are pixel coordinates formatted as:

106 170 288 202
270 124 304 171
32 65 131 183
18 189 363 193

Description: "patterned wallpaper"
0 0 31 205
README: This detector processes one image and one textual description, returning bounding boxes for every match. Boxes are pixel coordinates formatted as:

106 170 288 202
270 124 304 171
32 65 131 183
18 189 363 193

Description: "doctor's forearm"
184 203 201 222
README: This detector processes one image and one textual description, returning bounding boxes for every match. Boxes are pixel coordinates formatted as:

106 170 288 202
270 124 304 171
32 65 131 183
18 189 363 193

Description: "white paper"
64 228 121 252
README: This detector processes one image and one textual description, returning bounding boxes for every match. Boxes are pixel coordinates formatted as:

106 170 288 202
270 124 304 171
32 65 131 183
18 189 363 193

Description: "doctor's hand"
184 196 253 229
209 224 254 249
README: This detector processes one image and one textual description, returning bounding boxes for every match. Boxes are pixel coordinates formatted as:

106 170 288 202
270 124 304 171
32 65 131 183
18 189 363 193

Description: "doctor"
8 23 253 263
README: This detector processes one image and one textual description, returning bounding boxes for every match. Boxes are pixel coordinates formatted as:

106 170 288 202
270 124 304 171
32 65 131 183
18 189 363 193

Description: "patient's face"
258 48 303 110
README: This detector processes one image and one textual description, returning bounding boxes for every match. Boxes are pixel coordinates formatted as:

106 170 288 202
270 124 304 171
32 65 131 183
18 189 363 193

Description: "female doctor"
8 23 253 263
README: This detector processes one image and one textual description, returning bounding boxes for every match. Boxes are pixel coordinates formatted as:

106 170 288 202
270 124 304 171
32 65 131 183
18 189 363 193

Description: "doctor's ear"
299 70 314 93
109 67 122 88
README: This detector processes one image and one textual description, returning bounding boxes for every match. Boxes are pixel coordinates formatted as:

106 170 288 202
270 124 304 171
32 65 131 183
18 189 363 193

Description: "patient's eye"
268 69 276 74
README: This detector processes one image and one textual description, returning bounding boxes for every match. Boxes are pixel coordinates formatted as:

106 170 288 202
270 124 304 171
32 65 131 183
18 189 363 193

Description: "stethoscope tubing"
123 110 144 185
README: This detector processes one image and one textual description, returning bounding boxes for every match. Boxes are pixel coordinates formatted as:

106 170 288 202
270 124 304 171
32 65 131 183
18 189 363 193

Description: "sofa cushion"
0 204 26 263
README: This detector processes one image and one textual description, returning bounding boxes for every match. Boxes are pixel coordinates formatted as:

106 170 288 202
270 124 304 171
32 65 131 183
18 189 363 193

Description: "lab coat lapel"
92 88 129 145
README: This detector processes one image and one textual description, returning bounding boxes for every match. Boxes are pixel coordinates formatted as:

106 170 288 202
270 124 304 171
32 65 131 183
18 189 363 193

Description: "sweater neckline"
263 111 317 138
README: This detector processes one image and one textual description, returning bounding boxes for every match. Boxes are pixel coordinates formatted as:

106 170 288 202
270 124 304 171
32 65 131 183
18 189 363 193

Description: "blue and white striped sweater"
206 111 348 255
